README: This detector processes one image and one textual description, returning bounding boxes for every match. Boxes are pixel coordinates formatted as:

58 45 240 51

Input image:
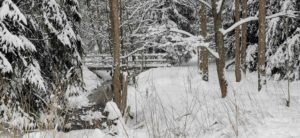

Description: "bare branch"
169 28 219 58
122 28 220 59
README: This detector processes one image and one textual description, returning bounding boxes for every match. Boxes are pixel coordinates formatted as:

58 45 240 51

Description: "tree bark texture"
121 75 129 114
211 0 228 98
258 0 266 91
241 0 248 74
199 1 209 81
235 0 241 82
109 0 122 108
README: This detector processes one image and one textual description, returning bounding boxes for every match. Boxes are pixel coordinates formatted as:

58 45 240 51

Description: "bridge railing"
83 53 173 70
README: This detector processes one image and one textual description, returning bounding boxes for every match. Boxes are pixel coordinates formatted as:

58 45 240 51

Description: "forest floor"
23 56 300 138
126 56 300 138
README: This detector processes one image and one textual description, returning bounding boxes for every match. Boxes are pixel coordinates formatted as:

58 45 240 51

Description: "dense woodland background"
0 0 299 136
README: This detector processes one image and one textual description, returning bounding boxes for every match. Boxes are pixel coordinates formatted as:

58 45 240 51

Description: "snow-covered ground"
22 58 300 138
126 57 300 138
65 66 103 108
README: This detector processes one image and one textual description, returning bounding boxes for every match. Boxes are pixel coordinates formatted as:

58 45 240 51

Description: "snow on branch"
169 28 197 38
122 27 220 59
199 0 212 10
0 0 27 25
121 46 145 59
0 52 12 73
220 11 300 35
169 28 219 58
0 23 36 53
132 27 220 58
220 17 258 35
22 60 46 91
43 0 78 49
216 0 224 13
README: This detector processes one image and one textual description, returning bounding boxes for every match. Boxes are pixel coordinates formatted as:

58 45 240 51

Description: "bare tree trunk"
199 1 209 81
235 0 241 82
198 47 201 69
121 74 129 114
258 0 266 91
285 17 291 107
109 0 122 108
96 0 104 53
119 0 125 63
241 0 248 74
211 0 228 98
86 0 91 7
60 0 64 5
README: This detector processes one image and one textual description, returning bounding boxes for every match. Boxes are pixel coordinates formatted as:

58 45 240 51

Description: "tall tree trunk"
96 0 103 53
211 0 228 98
241 0 248 74
199 0 209 81
235 0 241 82
285 17 291 107
258 0 266 91
86 0 91 7
121 74 129 114
119 0 124 62
109 0 122 108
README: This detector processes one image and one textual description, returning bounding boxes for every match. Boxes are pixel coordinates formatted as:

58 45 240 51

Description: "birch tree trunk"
235 0 241 82
211 0 228 97
258 0 266 91
199 0 209 81
109 0 122 108
241 0 248 74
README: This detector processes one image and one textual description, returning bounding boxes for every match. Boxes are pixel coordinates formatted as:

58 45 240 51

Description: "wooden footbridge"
83 53 174 71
